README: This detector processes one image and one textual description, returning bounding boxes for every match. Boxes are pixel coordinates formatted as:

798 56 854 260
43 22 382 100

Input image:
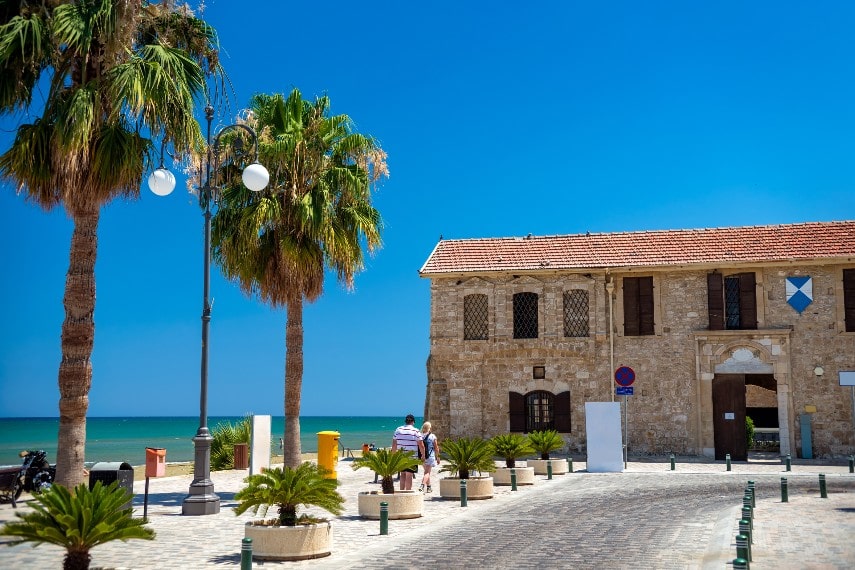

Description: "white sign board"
250 414 272 475
840 371 855 387
585 402 624 472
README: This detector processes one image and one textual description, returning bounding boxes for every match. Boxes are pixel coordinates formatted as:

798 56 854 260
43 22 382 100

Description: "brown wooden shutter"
738 272 757 330
844 269 855 332
707 273 724 330
509 392 525 432
638 276 654 335
623 277 640 336
554 391 571 432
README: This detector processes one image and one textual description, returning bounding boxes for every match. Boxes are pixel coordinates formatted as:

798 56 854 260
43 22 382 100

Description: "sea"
0 416 418 468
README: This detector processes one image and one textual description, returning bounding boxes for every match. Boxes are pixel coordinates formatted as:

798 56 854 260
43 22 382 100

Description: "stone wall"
424 263 855 458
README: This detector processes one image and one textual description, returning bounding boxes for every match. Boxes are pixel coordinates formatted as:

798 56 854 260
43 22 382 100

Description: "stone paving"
0 456 853 569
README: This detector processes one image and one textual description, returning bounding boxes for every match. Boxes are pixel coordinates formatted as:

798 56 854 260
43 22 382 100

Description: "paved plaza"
1 456 853 569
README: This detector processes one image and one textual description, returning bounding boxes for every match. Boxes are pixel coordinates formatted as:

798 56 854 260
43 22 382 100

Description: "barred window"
513 292 539 339
510 391 571 432
563 290 589 337
526 390 553 432
463 294 488 340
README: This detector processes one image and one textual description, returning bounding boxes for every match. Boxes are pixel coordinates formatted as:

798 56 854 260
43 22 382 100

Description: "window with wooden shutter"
724 273 757 330
525 390 554 432
844 269 855 332
554 391 571 432
509 392 525 432
707 273 725 330
623 276 654 336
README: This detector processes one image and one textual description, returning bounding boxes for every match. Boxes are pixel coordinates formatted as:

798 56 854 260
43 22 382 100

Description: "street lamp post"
148 104 269 515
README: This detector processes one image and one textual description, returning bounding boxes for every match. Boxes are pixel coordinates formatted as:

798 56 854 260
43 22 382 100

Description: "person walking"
419 421 440 493
391 414 424 491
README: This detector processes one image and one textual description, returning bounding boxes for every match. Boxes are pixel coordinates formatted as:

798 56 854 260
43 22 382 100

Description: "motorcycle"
0 450 56 505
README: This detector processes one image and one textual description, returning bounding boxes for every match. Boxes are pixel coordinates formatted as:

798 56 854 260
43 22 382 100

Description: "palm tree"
0 1 222 487
0 481 155 570
490 433 534 468
212 89 388 467
234 462 344 526
440 437 497 479
351 448 420 494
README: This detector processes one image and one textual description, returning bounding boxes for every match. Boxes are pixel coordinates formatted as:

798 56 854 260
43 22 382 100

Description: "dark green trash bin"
89 461 134 510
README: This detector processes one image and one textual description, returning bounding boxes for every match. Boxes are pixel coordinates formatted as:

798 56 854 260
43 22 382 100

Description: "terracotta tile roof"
419 221 855 276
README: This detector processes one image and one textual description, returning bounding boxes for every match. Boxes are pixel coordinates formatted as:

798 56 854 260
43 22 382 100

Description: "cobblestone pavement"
1 457 853 569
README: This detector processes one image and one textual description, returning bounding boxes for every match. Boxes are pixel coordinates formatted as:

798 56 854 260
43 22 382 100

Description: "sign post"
615 367 635 469
841 372 855 446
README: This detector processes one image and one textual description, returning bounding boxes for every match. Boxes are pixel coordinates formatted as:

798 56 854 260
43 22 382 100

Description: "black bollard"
511 468 517 491
739 518 752 547
741 506 753 532
819 473 827 498
670 453 675 471
380 501 389 535
568 457 574 473
785 453 791 472
733 557 749 570
241 537 252 570
726 453 731 471
849 456 854 474
748 480 756 508
460 479 468 507
781 477 788 502
547 461 553 480
736 533 750 564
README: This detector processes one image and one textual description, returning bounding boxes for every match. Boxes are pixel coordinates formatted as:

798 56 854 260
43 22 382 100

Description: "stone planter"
357 490 423 519
244 521 332 561
439 476 494 500
527 459 569 475
492 466 535 485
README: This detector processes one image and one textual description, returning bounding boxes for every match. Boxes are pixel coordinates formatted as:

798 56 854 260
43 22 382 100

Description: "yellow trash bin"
317 431 340 479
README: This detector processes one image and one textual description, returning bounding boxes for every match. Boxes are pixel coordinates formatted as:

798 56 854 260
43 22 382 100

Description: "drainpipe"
606 276 615 403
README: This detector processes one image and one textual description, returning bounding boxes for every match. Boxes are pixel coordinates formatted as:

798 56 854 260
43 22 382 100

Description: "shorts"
403 466 418 474
423 457 439 468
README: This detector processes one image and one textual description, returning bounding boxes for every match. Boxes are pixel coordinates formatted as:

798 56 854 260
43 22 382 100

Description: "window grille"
513 292 539 339
563 290 589 337
724 276 742 329
526 390 553 432
463 294 488 340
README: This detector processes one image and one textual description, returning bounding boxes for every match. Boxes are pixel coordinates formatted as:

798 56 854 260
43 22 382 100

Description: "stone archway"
692 330 793 458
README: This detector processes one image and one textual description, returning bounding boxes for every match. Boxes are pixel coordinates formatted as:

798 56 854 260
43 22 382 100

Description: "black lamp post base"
182 431 220 515
182 490 221 515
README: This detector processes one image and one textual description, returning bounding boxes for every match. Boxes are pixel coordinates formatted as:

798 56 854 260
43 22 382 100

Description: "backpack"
422 433 433 459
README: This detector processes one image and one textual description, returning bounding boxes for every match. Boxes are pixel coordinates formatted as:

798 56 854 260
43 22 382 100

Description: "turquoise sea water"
0 416 419 467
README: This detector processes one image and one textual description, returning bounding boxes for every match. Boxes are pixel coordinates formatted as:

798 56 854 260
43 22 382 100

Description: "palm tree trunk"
55 209 99 489
282 297 304 468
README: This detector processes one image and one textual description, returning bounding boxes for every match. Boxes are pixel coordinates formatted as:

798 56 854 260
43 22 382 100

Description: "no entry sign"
615 366 635 387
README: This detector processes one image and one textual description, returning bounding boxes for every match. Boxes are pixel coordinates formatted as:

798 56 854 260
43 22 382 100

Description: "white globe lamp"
242 162 270 192
148 168 176 196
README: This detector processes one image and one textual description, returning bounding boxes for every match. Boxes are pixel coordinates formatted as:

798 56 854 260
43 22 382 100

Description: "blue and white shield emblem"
786 276 813 313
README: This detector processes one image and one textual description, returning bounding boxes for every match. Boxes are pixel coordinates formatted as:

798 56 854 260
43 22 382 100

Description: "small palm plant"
0 481 154 570
234 463 344 527
440 437 496 479
527 429 565 460
490 434 534 468
351 448 420 494
211 415 252 470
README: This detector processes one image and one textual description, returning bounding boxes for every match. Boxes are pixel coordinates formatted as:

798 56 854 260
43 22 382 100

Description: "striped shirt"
393 424 422 453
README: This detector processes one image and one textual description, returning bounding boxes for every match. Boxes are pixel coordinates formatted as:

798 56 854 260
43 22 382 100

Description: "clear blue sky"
1 1 853 417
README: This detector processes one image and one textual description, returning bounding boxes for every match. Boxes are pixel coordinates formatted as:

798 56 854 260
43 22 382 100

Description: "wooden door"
712 374 747 461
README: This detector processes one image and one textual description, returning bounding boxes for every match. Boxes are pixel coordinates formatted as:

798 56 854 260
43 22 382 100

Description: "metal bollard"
547 461 553 480
670 453 675 471
241 537 252 570
741 506 753 532
849 456 854 474
748 480 756 508
733 557 749 570
785 453 791 471
568 457 574 473
736 533 750 564
726 453 731 471
460 479 468 507
380 501 389 535
819 473 827 498
781 477 788 502
739 518 752 546
742 493 752 514
510 468 517 491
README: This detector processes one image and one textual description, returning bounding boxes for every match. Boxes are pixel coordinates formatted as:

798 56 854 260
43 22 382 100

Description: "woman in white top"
419 421 440 493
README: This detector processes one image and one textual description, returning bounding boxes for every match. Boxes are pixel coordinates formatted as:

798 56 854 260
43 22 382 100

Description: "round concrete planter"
527 459 569 475
244 521 332 561
439 476 494 500
357 490 423 519
492 466 535 485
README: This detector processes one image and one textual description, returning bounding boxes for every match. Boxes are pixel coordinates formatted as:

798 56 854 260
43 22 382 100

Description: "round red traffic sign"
615 366 635 387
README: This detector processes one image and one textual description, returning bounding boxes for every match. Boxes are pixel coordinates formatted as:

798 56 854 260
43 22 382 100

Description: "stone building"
419 221 855 459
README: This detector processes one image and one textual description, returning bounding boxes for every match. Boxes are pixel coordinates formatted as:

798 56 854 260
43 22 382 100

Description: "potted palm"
489 433 536 486
438 437 496 500
0 481 154 570
234 462 344 561
526 429 569 475
351 448 423 519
